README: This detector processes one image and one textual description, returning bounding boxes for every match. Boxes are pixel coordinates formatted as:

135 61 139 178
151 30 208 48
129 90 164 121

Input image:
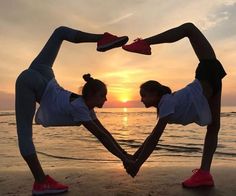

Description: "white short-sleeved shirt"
158 79 212 126
35 78 97 127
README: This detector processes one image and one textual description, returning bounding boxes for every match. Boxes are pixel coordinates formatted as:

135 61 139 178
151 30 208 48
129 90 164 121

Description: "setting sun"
119 93 131 103
121 98 129 103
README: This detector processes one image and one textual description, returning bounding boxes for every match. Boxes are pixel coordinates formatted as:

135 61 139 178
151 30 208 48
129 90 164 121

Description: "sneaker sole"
182 181 214 188
122 47 151 55
97 36 128 52
32 188 68 195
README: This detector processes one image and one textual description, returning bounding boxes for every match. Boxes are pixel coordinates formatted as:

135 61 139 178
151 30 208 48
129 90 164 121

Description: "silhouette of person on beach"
122 23 226 188
15 26 130 195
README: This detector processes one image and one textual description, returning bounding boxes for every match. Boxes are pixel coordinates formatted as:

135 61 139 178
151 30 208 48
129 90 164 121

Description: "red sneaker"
97 32 128 52
122 38 151 55
182 169 214 188
32 175 68 195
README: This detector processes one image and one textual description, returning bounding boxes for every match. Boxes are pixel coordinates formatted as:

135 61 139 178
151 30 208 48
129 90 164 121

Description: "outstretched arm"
93 119 129 156
145 23 216 60
124 117 168 177
82 120 128 162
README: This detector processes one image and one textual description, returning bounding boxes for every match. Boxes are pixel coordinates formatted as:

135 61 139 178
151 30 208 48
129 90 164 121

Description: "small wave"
118 139 139 144
125 141 202 152
155 144 201 153
8 122 16 125
36 149 236 163
0 111 15 116
37 150 202 162
221 112 236 117
153 154 201 158
37 151 119 162
215 151 236 157
0 121 8 124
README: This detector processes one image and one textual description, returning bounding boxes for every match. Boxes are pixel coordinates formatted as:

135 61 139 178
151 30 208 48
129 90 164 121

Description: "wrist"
135 159 142 168
122 149 128 155
121 154 128 162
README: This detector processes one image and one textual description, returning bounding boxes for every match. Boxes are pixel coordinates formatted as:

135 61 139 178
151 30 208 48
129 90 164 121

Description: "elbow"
54 26 69 35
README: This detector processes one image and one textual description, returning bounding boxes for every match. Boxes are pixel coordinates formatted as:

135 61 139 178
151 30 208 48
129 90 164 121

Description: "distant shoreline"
1 105 236 112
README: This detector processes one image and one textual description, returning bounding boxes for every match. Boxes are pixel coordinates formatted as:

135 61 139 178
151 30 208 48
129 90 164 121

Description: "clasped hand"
122 153 140 178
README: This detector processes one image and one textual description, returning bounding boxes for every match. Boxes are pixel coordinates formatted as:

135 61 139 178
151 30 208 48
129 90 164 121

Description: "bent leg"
200 83 222 171
145 23 216 60
30 26 103 68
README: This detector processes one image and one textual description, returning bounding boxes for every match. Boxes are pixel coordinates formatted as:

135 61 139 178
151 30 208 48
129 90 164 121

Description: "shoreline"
1 165 235 196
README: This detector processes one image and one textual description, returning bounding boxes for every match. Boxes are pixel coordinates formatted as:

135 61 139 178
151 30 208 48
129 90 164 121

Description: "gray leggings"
15 27 80 156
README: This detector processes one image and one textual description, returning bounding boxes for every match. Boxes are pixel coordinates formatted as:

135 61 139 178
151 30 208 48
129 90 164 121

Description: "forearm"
134 119 167 168
133 136 150 160
94 119 127 155
103 129 127 154
83 121 126 161
135 131 163 168
97 132 126 161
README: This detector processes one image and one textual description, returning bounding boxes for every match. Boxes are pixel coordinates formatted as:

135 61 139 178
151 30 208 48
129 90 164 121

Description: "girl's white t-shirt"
158 79 212 126
35 78 97 127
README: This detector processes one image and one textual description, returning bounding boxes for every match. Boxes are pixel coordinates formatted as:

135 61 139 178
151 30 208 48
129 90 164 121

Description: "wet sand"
1 165 235 196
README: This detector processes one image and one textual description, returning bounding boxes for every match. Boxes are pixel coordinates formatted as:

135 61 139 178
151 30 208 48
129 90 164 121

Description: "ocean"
0 107 235 170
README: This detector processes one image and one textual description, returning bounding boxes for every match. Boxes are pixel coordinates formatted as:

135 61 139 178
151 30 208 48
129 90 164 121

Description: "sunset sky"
0 0 236 109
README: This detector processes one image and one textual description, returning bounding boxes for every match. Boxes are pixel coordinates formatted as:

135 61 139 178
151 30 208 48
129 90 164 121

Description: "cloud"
206 2 236 39
102 13 134 26
0 0 236 107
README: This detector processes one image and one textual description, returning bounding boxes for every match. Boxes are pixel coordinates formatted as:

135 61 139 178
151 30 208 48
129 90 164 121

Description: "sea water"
0 107 235 169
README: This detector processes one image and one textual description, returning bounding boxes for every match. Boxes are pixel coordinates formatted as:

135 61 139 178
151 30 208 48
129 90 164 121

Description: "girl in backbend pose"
122 23 226 188
15 26 129 195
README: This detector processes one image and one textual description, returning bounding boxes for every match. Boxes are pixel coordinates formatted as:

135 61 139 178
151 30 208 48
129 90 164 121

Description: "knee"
181 22 198 35
53 26 79 43
54 26 68 33
53 26 69 40
207 121 220 134
17 131 36 156
182 22 196 30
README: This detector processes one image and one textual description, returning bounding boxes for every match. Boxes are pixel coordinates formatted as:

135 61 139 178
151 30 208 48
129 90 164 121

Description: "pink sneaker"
122 38 151 55
97 32 128 52
182 169 214 188
32 175 68 195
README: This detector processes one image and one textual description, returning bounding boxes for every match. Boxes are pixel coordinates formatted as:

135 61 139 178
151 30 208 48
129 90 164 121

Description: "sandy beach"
1 108 236 196
1 164 235 196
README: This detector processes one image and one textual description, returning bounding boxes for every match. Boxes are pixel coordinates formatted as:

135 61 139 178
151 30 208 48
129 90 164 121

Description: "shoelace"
133 38 143 42
192 168 199 174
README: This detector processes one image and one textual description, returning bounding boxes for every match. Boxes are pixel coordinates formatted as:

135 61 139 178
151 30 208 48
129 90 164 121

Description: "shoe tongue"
134 38 142 42
46 175 51 180
46 175 56 183
198 169 210 174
